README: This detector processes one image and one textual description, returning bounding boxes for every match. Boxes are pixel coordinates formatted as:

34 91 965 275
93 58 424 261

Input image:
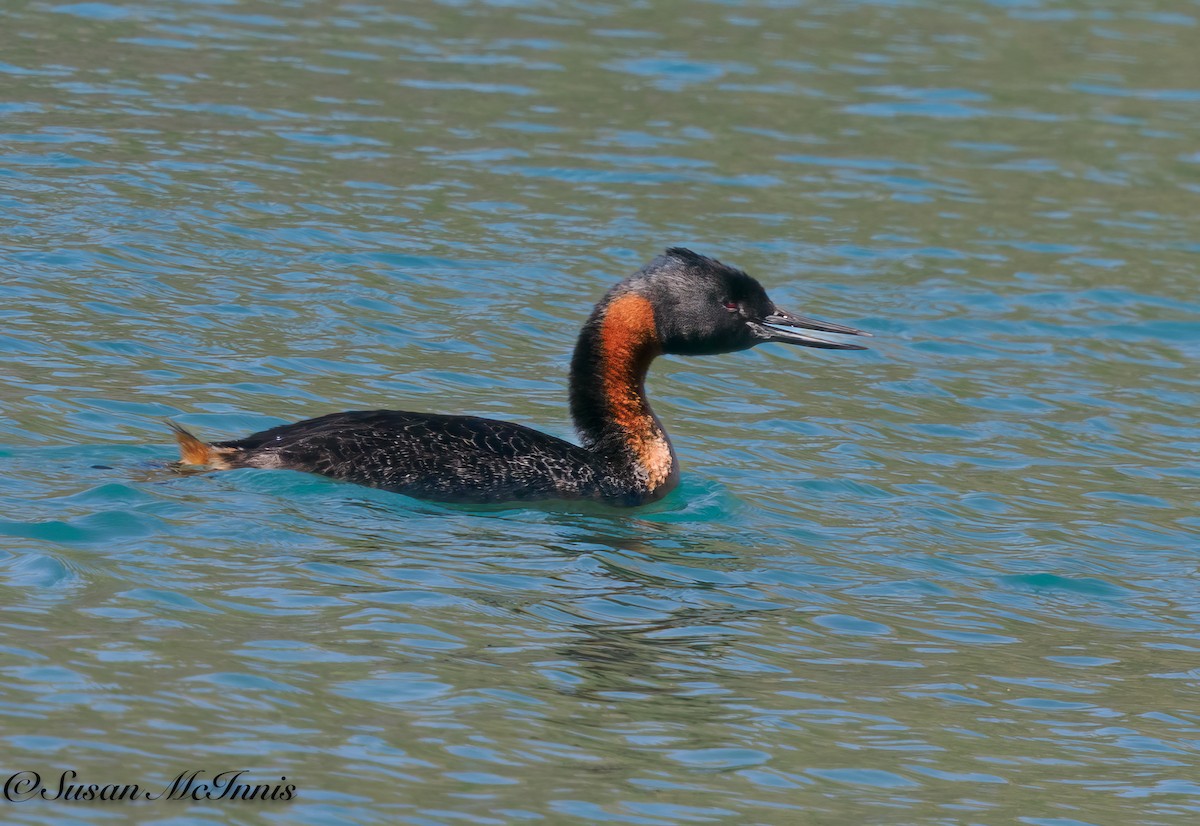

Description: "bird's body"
175 410 629 504
171 248 868 506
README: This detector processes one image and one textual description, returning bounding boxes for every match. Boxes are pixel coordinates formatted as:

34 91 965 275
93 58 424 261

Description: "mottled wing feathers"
217 410 603 503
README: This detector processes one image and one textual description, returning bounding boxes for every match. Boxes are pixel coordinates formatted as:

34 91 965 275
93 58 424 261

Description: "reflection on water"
3 0 1200 823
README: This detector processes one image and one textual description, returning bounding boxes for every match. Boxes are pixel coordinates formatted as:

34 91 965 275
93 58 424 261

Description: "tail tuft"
168 421 217 466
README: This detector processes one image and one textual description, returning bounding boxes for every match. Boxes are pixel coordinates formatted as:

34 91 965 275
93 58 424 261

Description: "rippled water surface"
3 0 1199 823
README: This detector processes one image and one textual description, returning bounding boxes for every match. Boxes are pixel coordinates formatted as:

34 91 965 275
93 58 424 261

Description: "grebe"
170 248 869 506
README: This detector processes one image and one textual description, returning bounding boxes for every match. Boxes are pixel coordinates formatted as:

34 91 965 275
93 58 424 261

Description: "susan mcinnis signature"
3 770 296 803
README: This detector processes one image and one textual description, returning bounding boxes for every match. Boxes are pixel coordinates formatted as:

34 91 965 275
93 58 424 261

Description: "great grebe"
171 248 869 506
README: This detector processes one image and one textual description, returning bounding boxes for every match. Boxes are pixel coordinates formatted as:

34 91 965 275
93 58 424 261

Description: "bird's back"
216 410 605 504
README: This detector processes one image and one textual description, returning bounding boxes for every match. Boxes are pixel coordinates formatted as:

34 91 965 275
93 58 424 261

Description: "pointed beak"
750 307 871 350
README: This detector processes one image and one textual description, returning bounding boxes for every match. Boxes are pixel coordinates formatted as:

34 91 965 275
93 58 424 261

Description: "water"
2 0 1199 823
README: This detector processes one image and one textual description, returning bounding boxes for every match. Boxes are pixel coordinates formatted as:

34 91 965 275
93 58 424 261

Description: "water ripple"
2 0 1200 823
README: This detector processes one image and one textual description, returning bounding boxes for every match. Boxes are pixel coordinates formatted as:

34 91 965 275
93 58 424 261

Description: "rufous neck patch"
598 292 674 490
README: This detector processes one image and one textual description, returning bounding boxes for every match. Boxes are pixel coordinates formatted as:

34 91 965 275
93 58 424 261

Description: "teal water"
2 0 1199 824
